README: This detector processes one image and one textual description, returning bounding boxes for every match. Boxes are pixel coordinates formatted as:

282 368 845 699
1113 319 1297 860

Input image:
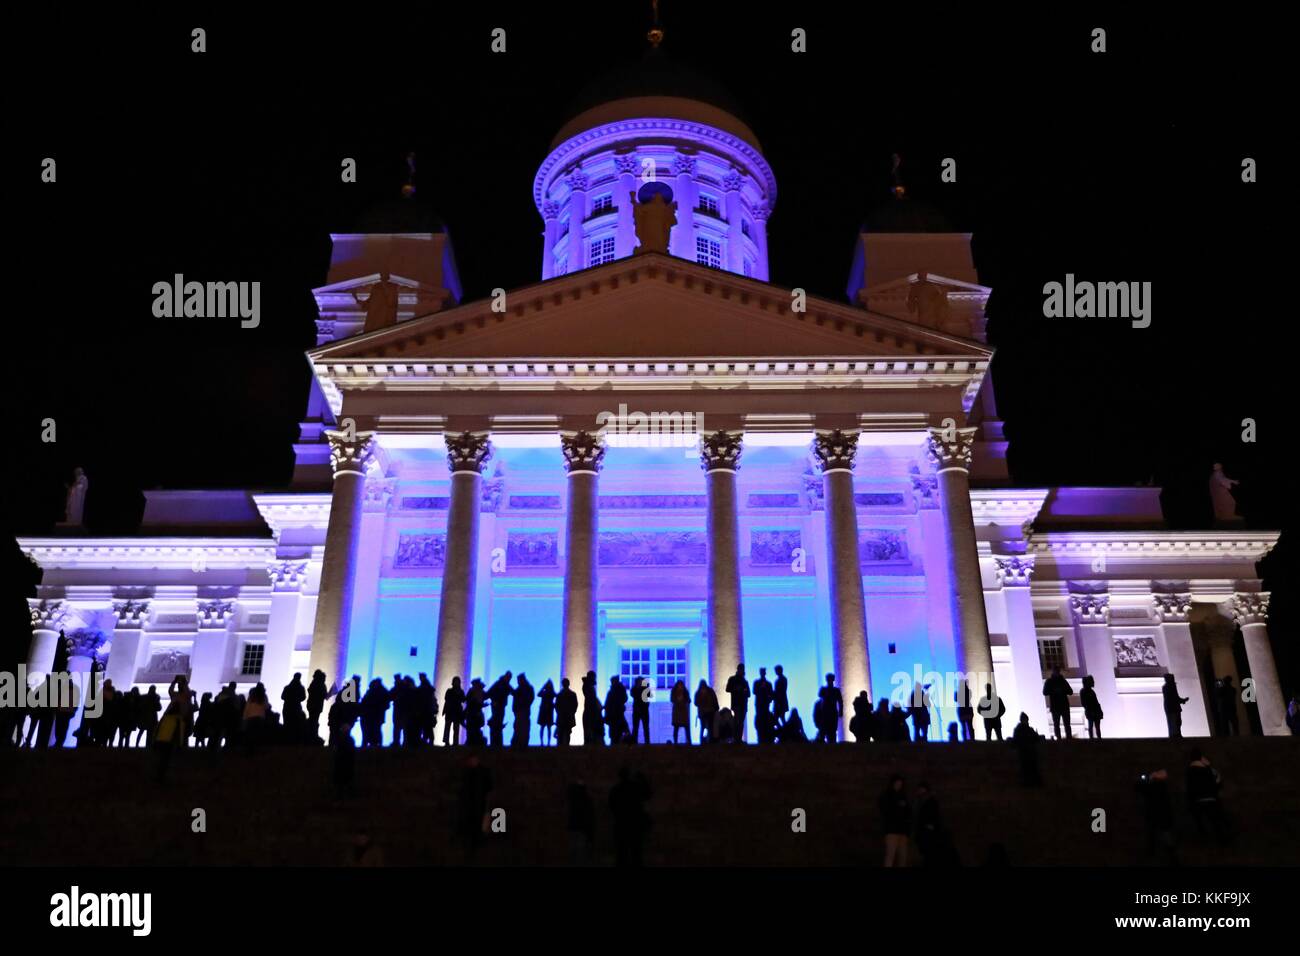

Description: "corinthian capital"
561 431 606 474
1152 592 1193 623
325 429 377 477
565 170 589 192
672 154 697 176
811 430 858 473
29 598 70 631
699 431 743 472
1069 593 1109 625
926 426 978 472
614 154 640 175
445 432 493 475
541 200 561 220
994 556 1035 588
1230 592 1270 627
722 169 744 193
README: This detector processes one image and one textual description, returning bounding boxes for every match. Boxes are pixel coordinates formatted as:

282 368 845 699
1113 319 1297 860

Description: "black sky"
7 7 1292 686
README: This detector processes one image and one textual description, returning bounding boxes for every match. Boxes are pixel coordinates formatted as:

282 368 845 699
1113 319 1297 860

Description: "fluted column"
671 154 697 259
614 155 639 258
928 427 994 692
561 431 604 744
307 429 376 691
26 600 69 679
1230 593 1285 735
541 200 561 279
723 169 745 273
813 430 872 718
1069 593 1120 734
1153 592 1211 737
432 433 492 702
566 171 588 271
702 431 745 687
995 557 1050 730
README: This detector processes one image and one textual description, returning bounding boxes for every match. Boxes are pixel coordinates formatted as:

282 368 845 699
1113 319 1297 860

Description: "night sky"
7 8 1291 687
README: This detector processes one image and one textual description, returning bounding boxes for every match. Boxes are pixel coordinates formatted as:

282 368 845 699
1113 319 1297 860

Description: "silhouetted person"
977 683 1006 741
417 673 437 746
889 703 909 742
910 684 932 743
1288 696 1300 736
1011 713 1042 787
915 782 958 866
815 674 842 744
776 707 807 743
567 779 595 864
464 678 487 747
511 673 535 747
605 676 629 745
360 678 390 748
609 768 652 866
486 671 513 748
1162 674 1189 739
713 707 737 743
393 674 418 748
1042 666 1073 739
849 690 873 743
1136 768 1177 864
456 754 493 863
630 675 652 744
52 676 79 748
879 775 911 867
139 685 162 747
954 682 976 742
725 664 751 743
772 664 789 722
1186 748 1229 843
874 698 891 741
155 675 194 783
1080 675 1104 738
306 670 329 740
537 679 556 746
555 678 578 746
328 676 360 748
753 667 774 742
694 679 718 744
442 676 465 746
581 672 603 747
281 672 307 739
670 679 691 744
1215 676 1239 736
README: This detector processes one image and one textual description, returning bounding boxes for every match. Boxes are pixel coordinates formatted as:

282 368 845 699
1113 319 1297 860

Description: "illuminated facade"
19 88 1286 744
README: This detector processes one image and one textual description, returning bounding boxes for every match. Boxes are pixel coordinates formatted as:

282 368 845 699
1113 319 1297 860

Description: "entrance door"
617 643 689 743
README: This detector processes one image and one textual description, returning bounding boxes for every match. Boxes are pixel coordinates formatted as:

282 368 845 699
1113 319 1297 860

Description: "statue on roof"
59 467 88 527
906 273 951 331
632 189 676 254
360 274 399 332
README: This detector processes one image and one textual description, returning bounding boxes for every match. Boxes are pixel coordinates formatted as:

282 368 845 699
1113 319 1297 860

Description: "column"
1230 593 1286 735
192 600 233 694
1069 593 1121 734
723 169 745 273
995 557 1050 730
813 430 872 722
614 155 639 258
566 171 588 271
1153 592 1211 737
751 204 771 281
432 432 492 702
928 427 994 693
702 432 745 692
307 427 376 691
561 431 604 743
26 599 69 679
263 560 309 699
541 200 561 279
671 154 697 259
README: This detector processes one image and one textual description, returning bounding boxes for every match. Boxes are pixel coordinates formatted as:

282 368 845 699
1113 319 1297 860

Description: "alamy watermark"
152 274 260 328
596 403 704 458
1043 274 1151 328
0 665 103 718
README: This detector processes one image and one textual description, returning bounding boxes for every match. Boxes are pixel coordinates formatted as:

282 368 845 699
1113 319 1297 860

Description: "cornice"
251 494 333 537
18 538 277 570
1026 532 1279 560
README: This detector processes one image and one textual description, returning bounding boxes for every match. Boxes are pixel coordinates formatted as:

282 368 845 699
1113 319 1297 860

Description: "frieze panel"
598 531 707 566
747 493 801 509
508 495 562 510
400 496 451 510
393 532 448 569
750 530 802 565
506 531 559 567
599 495 707 510
858 529 909 564
1114 635 1160 668
854 493 907 508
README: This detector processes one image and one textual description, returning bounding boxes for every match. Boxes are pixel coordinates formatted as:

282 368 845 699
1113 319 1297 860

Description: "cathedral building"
18 64 1285 743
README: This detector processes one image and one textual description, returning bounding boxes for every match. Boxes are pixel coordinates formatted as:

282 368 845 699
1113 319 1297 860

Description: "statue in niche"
360 274 399 332
60 467 88 526
906 273 951 331
1209 463 1240 522
632 190 677 254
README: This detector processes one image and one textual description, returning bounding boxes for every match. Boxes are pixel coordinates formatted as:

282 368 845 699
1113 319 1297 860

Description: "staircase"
1 737 1296 865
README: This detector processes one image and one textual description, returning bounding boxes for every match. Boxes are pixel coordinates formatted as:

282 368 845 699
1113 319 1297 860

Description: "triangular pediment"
310 254 991 363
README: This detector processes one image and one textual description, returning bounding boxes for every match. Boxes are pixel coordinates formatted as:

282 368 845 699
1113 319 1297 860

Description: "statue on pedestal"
1209 463 1240 523
60 467 88 527
360 274 399 333
632 190 676 254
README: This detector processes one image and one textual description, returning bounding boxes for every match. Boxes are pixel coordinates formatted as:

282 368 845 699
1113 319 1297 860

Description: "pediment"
310 254 991 363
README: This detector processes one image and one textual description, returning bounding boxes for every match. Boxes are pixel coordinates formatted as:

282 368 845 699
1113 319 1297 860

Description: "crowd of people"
6 658 1299 752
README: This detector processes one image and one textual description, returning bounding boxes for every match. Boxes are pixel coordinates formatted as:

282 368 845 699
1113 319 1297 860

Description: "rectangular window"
697 194 719 215
240 643 265 677
654 646 688 691
741 219 751 238
620 646 687 692
591 194 614 216
620 647 652 686
590 235 616 266
558 216 569 239
695 236 722 269
1037 638 1066 676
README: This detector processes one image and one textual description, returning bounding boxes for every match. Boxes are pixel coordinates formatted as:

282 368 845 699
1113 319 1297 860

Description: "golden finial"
647 0 664 48
891 152 906 199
